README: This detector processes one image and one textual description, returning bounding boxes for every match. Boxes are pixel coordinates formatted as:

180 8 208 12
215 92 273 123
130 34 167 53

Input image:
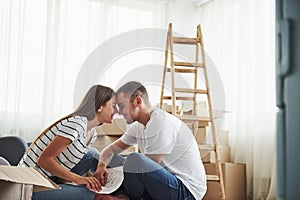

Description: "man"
95 81 206 200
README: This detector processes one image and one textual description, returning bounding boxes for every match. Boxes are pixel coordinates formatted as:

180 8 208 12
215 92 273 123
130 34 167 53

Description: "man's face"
117 92 137 124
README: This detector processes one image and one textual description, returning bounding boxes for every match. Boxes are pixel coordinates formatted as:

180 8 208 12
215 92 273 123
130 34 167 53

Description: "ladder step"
173 37 198 44
186 122 209 129
163 96 194 101
166 68 196 73
206 175 220 181
175 88 208 94
174 62 204 68
198 144 216 151
186 121 209 128
179 115 211 122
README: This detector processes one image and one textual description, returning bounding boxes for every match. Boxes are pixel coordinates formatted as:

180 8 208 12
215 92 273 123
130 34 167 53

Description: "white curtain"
199 0 276 199
0 0 166 141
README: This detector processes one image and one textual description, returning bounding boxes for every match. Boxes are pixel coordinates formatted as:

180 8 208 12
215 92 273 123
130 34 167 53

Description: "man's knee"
123 153 145 172
124 153 162 173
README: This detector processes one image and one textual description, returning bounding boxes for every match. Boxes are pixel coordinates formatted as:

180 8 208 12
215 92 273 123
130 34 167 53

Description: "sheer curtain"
0 0 165 141
199 0 276 199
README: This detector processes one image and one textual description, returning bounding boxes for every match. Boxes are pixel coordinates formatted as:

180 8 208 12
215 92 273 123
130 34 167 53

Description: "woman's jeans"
123 152 195 200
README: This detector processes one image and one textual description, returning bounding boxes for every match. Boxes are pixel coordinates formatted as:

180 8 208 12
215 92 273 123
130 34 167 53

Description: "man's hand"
94 163 108 186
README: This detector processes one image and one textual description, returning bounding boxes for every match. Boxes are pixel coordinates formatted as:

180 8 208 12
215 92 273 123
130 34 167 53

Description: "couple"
19 81 207 200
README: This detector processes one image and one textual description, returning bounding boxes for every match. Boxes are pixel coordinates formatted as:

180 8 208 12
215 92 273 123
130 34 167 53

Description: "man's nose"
113 106 119 115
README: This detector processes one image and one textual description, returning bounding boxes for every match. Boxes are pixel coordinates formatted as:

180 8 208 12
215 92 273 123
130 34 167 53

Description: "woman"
18 85 118 200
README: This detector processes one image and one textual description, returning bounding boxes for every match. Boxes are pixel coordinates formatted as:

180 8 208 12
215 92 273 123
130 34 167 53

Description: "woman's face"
97 96 118 124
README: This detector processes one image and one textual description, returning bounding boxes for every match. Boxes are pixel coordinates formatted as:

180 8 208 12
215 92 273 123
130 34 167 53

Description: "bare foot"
94 194 129 200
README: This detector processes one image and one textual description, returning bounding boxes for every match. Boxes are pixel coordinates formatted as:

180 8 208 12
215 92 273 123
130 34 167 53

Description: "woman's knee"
88 147 99 159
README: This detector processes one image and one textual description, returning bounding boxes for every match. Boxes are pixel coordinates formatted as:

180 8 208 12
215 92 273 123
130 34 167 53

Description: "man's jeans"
123 152 195 200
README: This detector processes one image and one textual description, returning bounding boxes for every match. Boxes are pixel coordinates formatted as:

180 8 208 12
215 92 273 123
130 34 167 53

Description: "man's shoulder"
151 108 180 122
126 121 144 133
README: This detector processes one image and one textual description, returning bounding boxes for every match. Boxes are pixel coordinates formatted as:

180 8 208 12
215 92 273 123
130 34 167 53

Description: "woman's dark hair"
73 85 115 120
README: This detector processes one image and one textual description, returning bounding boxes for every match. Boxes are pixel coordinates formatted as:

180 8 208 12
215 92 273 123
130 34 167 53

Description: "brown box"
94 119 137 155
96 118 127 136
0 165 59 200
200 146 231 163
92 135 137 155
195 127 206 144
162 103 180 114
203 163 246 200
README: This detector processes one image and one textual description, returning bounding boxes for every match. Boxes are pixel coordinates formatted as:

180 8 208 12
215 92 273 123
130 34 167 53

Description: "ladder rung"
163 96 194 101
206 175 220 181
175 88 208 94
173 37 198 44
179 115 211 122
174 62 204 68
185 121 209 128
166 68 196 73
198 144 216 151
186 122 209 129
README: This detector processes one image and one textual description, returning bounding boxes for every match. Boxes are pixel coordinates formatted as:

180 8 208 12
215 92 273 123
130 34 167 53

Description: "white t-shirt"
18 116 97 177
120 108 207 200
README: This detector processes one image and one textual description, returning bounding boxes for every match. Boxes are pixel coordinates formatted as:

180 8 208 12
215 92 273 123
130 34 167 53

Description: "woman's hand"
94 163 108 186
74 175 102 192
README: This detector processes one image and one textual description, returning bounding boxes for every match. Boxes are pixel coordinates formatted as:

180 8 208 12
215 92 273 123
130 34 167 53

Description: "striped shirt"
18 116 97 177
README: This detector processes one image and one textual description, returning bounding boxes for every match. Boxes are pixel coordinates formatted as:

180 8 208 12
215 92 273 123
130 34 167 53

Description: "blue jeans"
32 147 99 200
123 153 195 200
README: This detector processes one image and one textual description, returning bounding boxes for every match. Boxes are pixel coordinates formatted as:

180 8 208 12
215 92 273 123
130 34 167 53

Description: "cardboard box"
195 127 206 144
182 101 209 117
200 146 231 163
92 135 120 152
94 118 138 155
162 103 180 115
0 165 60 200
203 163 246 200
96 118 127 136
92 135 137 155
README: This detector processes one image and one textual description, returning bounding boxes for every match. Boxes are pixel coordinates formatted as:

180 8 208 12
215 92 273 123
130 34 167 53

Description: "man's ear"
135 96 142 107
97 106 103 113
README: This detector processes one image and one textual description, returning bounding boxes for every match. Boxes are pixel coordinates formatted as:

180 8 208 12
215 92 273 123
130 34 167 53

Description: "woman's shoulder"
58 115 87 128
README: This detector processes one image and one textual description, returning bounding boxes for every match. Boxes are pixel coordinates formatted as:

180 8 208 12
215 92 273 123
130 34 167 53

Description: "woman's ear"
97 106 103 113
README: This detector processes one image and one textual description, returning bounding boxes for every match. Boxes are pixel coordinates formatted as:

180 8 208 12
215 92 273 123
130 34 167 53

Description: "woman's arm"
37 135 102 192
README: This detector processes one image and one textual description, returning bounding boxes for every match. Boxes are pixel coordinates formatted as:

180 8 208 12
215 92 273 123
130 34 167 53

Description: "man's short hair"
117 81 148 102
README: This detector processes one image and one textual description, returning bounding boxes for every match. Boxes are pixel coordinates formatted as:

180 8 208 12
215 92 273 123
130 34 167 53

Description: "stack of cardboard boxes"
177 101 247 200
196 127 247 200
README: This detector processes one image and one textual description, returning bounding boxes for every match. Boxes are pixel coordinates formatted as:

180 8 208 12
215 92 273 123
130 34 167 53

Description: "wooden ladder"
159 23 225 200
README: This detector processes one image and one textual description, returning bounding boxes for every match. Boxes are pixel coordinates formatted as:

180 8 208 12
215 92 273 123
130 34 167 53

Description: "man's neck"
138 105 154 126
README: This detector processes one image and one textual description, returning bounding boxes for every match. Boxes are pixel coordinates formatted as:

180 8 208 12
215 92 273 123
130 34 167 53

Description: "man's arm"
95 139 130 185
98 139 131 166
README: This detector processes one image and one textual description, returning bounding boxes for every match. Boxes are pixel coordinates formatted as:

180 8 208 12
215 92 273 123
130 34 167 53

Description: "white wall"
164 0 201 36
